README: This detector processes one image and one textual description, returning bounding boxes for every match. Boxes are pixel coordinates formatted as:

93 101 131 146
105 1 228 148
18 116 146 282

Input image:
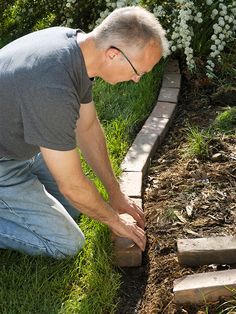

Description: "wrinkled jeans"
0 153 85 258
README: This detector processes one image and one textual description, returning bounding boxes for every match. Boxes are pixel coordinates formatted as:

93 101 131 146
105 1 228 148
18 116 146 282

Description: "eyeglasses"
110 46 142 77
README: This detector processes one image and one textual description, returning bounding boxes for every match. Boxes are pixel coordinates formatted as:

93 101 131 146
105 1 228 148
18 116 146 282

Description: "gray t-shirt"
0 27 92 160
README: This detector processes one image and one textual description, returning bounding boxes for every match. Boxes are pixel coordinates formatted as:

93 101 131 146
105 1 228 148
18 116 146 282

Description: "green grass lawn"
0 61 165 314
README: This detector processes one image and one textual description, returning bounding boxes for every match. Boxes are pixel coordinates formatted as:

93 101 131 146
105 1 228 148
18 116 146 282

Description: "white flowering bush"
154 0 236 77
1 0 235 79
94 0 236 78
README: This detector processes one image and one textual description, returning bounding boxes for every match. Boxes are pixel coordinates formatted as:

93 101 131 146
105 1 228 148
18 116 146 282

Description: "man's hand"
109 190 145 230
109 213 146 251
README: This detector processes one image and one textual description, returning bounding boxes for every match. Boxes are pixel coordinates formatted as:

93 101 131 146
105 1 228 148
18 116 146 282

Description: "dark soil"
116 69 236 314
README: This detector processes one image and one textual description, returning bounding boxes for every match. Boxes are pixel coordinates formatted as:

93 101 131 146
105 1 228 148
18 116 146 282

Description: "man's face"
101 41 162 84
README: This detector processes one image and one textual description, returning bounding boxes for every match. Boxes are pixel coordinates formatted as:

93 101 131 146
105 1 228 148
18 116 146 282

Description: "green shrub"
213 107 236 134
0 0 105 47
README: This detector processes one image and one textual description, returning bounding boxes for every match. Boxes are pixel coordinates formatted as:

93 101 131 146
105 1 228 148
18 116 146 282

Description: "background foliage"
1 0 235 81
0 0 105 47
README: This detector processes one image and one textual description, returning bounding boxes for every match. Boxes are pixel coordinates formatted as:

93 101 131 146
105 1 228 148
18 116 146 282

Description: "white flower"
212 9 218 16
218 19 225 26
207 60 215 67
219 33 225 40
206 0 213 5
206 65 213 70
218 45 224 51
185 47 192 53
220 10 227 16
213 24 222 34
171 32 179 40
211 45 217 51
153 5 164 17
219 3 226 10
211 34 217 40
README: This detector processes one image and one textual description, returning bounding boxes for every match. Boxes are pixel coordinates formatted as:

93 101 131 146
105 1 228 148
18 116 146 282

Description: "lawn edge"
113 58 181 267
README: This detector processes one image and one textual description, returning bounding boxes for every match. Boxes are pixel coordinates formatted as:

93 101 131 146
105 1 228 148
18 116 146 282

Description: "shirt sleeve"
20 86 80 151
81 83 93 104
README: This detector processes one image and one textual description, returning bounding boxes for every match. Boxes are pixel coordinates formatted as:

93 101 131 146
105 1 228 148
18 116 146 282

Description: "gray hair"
93 6 169 57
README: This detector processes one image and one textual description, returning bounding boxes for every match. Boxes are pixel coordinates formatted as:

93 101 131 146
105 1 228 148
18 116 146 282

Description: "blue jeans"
0 153 85 258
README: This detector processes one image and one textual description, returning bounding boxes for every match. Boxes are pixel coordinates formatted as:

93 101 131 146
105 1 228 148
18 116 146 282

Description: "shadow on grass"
116 250 150 314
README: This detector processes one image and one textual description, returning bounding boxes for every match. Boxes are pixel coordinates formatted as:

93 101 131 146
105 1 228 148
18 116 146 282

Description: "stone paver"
121 117 169 173
131 197 142 208
152 101 177 119
174 269 236 304
162 73 181 89
113 236 142 267
177 236 236 266
112 206 143 267
158 87 179 103
119 171 143 198
165 59 180 74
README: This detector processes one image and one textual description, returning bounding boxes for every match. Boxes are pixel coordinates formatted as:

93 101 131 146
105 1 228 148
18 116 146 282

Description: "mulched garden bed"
116 69 236 314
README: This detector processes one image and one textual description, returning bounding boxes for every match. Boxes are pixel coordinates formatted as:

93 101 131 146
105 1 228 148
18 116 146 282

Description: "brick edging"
113 59 181 267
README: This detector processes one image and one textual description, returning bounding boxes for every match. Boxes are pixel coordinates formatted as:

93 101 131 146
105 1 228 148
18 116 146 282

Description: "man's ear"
106 47 119 60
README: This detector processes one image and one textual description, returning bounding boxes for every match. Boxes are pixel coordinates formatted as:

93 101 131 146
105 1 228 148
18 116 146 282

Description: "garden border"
113 58 182 267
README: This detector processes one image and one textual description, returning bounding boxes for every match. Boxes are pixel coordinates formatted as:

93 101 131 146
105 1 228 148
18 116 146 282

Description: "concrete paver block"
152 102 177 119
113 236 142 267
174 269 236 304
119 171 143 198
121 118 169 173
158 87 180 103
177 236 236 266
130 197 142 209
162 73 181 89
112 210 143 267
165 59 180 74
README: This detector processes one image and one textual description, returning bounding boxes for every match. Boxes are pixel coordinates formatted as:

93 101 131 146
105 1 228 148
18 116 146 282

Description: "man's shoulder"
0 27 77 56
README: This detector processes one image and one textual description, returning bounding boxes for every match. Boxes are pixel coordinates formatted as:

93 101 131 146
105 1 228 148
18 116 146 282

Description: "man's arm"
40 147 146 251
76 102 145 228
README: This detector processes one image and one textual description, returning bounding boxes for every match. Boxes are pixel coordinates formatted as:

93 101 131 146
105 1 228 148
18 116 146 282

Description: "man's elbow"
58 177 89 205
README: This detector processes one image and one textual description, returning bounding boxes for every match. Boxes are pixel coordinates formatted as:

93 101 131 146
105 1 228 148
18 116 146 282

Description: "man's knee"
45 228 86 259
64 231 86 257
